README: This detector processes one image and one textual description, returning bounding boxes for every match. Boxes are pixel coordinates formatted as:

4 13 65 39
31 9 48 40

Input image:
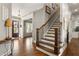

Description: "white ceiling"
12 3 44 17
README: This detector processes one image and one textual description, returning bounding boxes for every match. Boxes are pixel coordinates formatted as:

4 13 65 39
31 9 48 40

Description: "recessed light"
74 9 78 12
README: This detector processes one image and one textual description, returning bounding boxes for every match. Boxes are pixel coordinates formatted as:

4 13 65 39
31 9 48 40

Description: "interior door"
12 21 19 37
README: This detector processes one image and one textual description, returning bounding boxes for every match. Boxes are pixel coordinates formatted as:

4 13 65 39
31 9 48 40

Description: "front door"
12 21 19 37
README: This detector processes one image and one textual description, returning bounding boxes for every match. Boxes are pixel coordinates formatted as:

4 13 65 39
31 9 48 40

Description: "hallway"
62 38 79 56
13 37 47 56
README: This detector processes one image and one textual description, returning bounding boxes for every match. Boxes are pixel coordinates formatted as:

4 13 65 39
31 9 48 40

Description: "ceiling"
12 3 44 17
68 3 79 17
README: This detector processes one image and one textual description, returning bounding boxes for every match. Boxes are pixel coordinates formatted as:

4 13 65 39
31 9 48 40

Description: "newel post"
36 28 39 46
54 28 59 55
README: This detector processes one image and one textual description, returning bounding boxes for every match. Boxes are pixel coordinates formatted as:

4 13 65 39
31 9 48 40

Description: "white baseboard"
58 44 67 56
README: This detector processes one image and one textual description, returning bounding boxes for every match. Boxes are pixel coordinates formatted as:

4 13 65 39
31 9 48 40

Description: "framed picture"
45 6 51 15
52 3 55 10
52 3 58 10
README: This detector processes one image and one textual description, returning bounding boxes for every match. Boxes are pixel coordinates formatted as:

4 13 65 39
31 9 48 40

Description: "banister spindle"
36 28 39 46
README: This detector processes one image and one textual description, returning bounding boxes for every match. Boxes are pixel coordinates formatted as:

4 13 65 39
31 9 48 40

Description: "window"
25 22 32 33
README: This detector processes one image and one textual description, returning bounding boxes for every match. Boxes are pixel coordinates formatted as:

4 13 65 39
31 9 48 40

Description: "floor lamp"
5 18 12 40
75 26 79 39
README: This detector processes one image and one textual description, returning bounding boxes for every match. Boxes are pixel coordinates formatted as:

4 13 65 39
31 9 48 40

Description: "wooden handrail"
38 8 59 30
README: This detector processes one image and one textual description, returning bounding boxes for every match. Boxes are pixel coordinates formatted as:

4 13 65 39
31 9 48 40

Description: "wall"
32 3 56 43
20 13 33 38
32 8 45 43
12 3 53 39
0 3 12 56
0 4 12 41
70 16 79 38
22 13 33 20
59 3 72 55
60 3 71 44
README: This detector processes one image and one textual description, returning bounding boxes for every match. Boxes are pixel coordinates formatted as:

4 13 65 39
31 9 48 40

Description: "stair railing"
53 22 62 55
36 7 60 46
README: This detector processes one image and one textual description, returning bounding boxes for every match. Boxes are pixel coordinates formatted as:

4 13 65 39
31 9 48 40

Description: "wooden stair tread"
42 38 55 42
39 41 62 49
48 29 55 31
47 32 55 34
39 41 55 47
45 35 55 37
42 38 62 44
54 23 61 24
52 26 60 27
40 38 62 47
53 25 60 27
38 45 54 53
45 34 55 37
51 26 60 28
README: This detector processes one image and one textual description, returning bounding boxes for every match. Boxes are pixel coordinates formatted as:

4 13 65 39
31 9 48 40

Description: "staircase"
36 7 63 56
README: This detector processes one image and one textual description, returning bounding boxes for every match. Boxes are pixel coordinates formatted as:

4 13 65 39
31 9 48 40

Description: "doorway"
12 20 19 37
23 18 32 38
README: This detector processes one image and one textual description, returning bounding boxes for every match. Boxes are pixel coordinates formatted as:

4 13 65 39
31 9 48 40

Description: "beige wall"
32 8 45 43
32 4 53 43
60 3 71 44
0 3 12 41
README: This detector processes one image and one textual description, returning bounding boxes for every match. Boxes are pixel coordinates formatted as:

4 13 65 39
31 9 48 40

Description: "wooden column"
54 28 59 55
36 28 39 46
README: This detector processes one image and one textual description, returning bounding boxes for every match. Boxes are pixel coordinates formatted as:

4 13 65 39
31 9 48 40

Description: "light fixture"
18 9 22 27
5 18 12 40
74 9 78 12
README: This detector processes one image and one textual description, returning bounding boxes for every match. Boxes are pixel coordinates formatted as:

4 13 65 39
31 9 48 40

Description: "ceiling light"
74 9 78 12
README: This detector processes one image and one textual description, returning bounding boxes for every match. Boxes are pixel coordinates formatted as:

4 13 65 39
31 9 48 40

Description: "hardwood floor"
62 38 79 56
13 37 47 56
12 37 79 56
